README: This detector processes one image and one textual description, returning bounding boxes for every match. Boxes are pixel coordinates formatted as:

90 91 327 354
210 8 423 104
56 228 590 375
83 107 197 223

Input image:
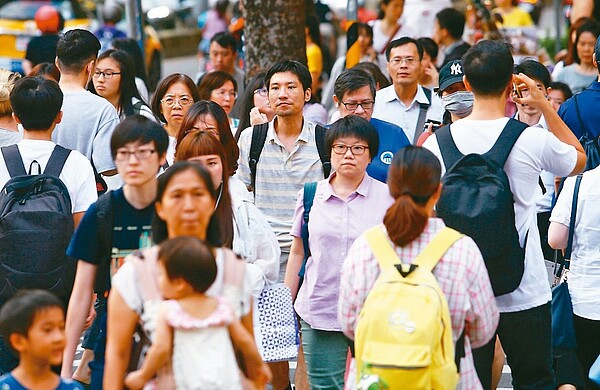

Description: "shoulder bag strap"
314 124 331 178
248 123 269 193
573 94 589 138
43 145 71 177
484 118 528 168
413 87 432 145
379 23 401 54
299 182 318 280
564 174 583 264
435 124 462 171
1 145 27 177
412 227 463 273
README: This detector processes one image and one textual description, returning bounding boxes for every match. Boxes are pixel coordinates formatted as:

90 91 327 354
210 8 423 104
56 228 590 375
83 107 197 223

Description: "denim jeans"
300 319 348 390
473 302 555 390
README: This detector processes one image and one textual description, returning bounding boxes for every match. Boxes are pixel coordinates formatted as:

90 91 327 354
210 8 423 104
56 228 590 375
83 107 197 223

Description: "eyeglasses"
115 149 156 161
332 144 368 155
213 89 237 99
253 87 268 97
389 57 419 66
93 70 121 79
340 101 374 111
160 96 194 107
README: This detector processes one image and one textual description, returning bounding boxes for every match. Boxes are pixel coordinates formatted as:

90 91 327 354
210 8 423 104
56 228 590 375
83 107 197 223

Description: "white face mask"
441 91 474 118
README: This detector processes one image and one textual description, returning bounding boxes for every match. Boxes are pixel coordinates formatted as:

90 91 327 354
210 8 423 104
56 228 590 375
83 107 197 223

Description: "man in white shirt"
423 40 586 389
372 37 444 143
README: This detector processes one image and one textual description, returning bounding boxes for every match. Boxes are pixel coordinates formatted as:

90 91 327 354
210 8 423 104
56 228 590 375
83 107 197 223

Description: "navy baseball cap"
435 60 465 93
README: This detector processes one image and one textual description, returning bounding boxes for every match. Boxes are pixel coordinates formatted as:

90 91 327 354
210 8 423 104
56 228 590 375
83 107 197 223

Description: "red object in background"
35 5 61 34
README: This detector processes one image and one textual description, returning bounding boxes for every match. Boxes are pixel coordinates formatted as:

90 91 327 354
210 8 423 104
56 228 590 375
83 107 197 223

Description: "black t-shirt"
25 34 60 67
66 188 154 292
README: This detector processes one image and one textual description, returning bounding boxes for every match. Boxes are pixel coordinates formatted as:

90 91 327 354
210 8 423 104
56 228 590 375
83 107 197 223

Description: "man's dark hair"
352 62 391 89
386 37 423 61
436 8 466 40
326 115 379 162
210 32 236 52
417 37 438 61
594 34 600 71
0 290 63 354
110 115 169 160
463 40 513 96
56 29 100 74
514 59 551 90
265 60 312 92
334 68 376 101
548 81 573 101
10 77 62 130
158 236 217 294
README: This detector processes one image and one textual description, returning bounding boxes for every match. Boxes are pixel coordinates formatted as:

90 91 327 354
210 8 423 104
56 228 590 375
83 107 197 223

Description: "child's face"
13 307 65 366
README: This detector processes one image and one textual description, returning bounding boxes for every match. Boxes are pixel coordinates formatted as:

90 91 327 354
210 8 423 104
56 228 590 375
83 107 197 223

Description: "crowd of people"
0 0 599 390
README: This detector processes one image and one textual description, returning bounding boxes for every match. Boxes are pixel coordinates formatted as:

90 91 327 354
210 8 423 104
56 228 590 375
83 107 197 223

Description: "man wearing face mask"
417 59 473 146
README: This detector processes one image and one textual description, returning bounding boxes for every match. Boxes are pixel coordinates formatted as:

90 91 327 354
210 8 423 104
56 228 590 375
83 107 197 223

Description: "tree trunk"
243 0 307 80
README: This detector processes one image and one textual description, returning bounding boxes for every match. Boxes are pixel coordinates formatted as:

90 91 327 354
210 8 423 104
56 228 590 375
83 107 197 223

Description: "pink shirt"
290 173 393 331
338 218 499 390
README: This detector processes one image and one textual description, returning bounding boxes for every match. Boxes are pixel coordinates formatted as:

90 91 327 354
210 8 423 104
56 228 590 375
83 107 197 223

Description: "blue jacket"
366 118 411 183
558 81 600 139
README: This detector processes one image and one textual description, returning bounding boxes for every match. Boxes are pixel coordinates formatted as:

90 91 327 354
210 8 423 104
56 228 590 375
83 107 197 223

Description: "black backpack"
435 119 528 297
248 123 331 192
0 144 76 305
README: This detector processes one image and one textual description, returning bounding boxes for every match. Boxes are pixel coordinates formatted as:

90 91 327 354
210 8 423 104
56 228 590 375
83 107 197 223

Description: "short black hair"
514 59 551 89
417 37 438 61
110 115 169 160
10 77 62 130
352 62 391 89
0 290 63 355
436 8 466 40
265 60 312 92
56 29 100 74
158 236 217 294
463 40 513 96
594 33 600 71
210 32 236 52
334 68 376 101
326 115 379 162
548 81 573 101
386 37 423 61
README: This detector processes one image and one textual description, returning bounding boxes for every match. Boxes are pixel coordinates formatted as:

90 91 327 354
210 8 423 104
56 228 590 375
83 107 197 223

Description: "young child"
124 236 270 390
0 290 83 389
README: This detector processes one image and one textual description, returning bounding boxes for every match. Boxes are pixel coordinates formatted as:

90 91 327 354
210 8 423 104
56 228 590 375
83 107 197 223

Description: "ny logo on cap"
450 63 462 75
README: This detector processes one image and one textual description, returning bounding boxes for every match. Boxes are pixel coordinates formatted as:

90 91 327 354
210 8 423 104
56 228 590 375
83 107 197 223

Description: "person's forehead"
270 71 301 84
209 42 232 52
119 140 155 150
343 85 374 100
390 43 418 56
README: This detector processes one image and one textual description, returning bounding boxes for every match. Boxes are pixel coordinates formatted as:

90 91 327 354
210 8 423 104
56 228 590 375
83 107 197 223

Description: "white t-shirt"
550 169 600 320
0 139 97 213
423 117 577 312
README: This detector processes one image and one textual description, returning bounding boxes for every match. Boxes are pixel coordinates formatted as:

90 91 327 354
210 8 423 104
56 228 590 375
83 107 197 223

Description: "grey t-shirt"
52 90 119 173
555 64 596 94
0 128 22 148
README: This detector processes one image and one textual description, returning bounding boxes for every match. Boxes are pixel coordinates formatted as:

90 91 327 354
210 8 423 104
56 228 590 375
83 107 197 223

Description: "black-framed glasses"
331 144 368 155
340 101 374 111
115 149 156 161
253 87 268 97
93 70 121 79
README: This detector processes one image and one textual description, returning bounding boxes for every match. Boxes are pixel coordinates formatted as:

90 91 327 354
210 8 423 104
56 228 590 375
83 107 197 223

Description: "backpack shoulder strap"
484 118 528 167
95 191 115 256
364 226 401 270
314 124 331 178
1 145 27 177
43 145 71 177
248 123 269 192
573 94 589 137
435 124 463 171
299 182 318 279
414 87 432 144
413 227 463 273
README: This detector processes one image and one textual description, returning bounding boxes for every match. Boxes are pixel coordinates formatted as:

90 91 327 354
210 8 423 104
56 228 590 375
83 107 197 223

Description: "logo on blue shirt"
380 151 394 165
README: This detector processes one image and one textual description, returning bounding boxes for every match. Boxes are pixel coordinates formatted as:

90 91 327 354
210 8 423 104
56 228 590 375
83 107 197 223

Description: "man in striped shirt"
236 60 326 390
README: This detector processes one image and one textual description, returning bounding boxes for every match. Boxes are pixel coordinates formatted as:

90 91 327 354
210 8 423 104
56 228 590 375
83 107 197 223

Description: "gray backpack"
0 144 75 305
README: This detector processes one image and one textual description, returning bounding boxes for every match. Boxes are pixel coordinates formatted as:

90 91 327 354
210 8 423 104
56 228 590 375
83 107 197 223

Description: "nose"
354 104 365 115
127 152 140 163
182 193 196 210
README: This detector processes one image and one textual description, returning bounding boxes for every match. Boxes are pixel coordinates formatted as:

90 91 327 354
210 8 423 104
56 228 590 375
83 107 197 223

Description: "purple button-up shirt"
290 173 393 331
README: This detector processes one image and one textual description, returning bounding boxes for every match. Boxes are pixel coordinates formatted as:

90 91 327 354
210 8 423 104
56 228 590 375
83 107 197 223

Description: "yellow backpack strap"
413 227 463 273
364 226 401 270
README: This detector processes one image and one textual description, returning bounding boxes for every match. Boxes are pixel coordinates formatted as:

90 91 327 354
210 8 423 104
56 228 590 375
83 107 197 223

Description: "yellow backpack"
355 226 462 390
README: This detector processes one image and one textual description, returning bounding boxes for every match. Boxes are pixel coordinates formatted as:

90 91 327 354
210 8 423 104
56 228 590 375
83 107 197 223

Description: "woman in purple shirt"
284 115 393 389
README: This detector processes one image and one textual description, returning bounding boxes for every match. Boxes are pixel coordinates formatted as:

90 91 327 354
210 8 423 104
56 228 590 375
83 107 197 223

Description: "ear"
333 95 339 107
54 111 63 125
304 88 311 102
594 53 598 69
9 333 27 354
462 75 473 92
155 201 166 222
158 153 167 167
11 113 21 125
